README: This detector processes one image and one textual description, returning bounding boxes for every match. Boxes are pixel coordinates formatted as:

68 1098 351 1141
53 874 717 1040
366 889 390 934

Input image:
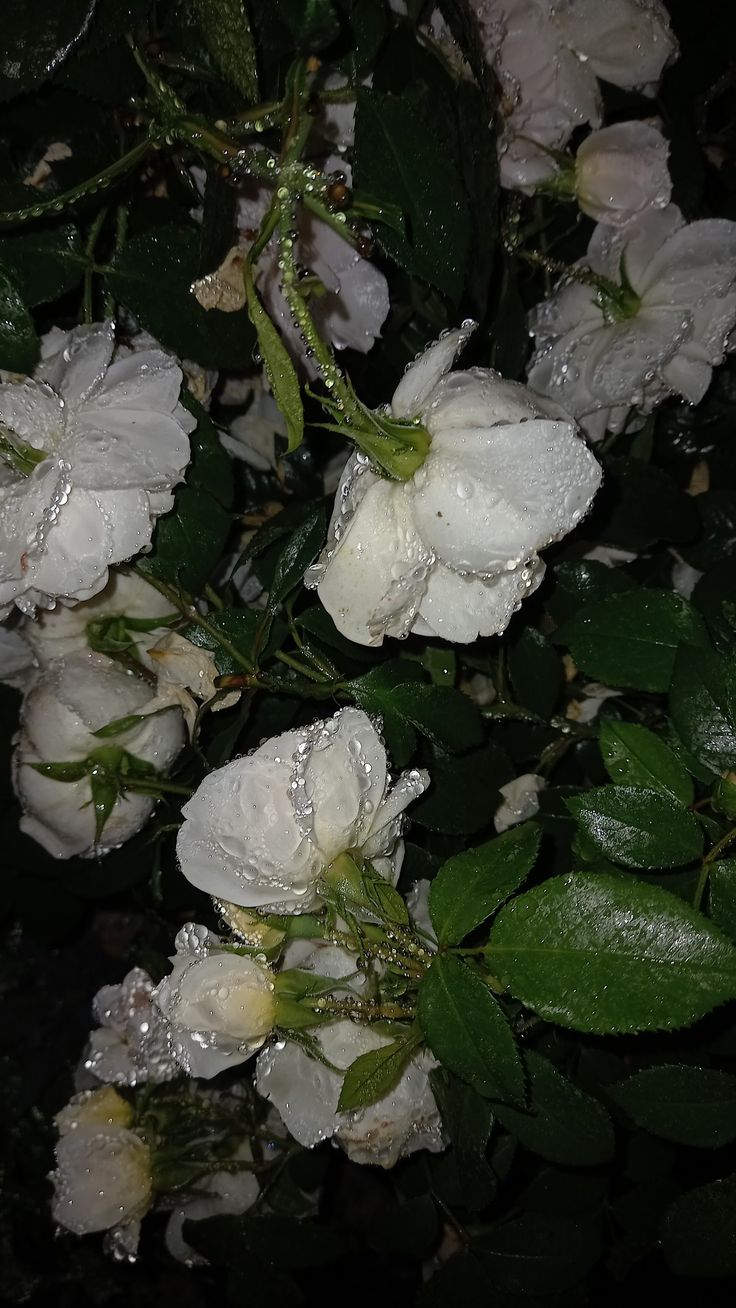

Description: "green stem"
0 137 156 228
307 996 414 1021
693 823 736 911
82 207 108 324
135 569 254 674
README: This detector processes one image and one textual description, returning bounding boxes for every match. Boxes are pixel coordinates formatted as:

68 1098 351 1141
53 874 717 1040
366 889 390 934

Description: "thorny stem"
307 995 415 1021
82 207 108 324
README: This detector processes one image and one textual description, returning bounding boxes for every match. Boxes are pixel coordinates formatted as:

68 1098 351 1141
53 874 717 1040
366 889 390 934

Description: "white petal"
583 308 687 405
301 708 388 861
640 218 736 307
411 420 601 572
177 734 322 912
391 324 476 420
312 466 432 646
555 0 677 89
40 322 115 408
415 558 545 643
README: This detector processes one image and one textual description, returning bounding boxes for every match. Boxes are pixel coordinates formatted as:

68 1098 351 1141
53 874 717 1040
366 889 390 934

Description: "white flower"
21 567 173 667
0 322 194 617
51 1124 153 1238
307 325 601 645
0 621 35 689
494 773 546 832
528 205 736 439
55 1086 134 1135
574 122 671 227
14 650 185 859
236 163 389 366
165 1147 259 1266
566 683 621 723
153 923 277 1079
142 631 240 717
84 968 179 1087
486 0 678 191
257 1001 443 1169
219 376 287 471
177 706 428 913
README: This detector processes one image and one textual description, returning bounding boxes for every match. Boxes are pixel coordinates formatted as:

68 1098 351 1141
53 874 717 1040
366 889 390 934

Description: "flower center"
0 419 48 477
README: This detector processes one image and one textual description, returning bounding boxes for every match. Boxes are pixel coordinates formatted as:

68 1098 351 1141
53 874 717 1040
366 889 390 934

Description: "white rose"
153 923 277 1079
22 567 173 667
84 967 179 1087
256 1017 443 1168
51 1125 153 1237
14 650 185 859
165 1147 259 1266
0 322 195 617
219 375 286 471
142 631 240 715
485 0 678 192
236 164 389 367
494 773 546 832
0 621 35 689
528 205 736 439
55 1086 134 1135
575 122 671 227
176 706 428 913
307 325 601 645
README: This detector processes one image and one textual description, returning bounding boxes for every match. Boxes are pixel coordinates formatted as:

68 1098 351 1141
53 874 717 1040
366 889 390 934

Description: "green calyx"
315 390 431 482
595 254 642 324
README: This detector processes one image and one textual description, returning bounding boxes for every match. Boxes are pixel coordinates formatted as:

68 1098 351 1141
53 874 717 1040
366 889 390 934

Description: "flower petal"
412 420 600 572
415 557 546 643
391 323 476 420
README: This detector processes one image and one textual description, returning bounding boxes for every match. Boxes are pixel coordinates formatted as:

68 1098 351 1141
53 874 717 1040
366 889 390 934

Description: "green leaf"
474 1213 601 1295
91 712 154 739
595 456 699 552
599 719 693 806
244 269 303 453
418 955 524 1103
353 85 470 302
348 662 483 757
139 400 234 594
661 1172 736 1277
494 1052 614 1166
692 558 736 652
547 559 634 625
429 1070 496 1210
106 225 255 368
267 502 326 615
555 589 708 692
30 760 90 783
710 860 736 941
488 872 736 1033
0 0 97 100
337 1028 422 1111
508 628 562 719
0 268 38 373
193 0 258 101
429 822 541 946
565 786 703 868
88 765 120 843
670 642 736 774
412 742 514 834
609 1064 736 1148
0 224 85 305
139 484 232 595
183 608 260 676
